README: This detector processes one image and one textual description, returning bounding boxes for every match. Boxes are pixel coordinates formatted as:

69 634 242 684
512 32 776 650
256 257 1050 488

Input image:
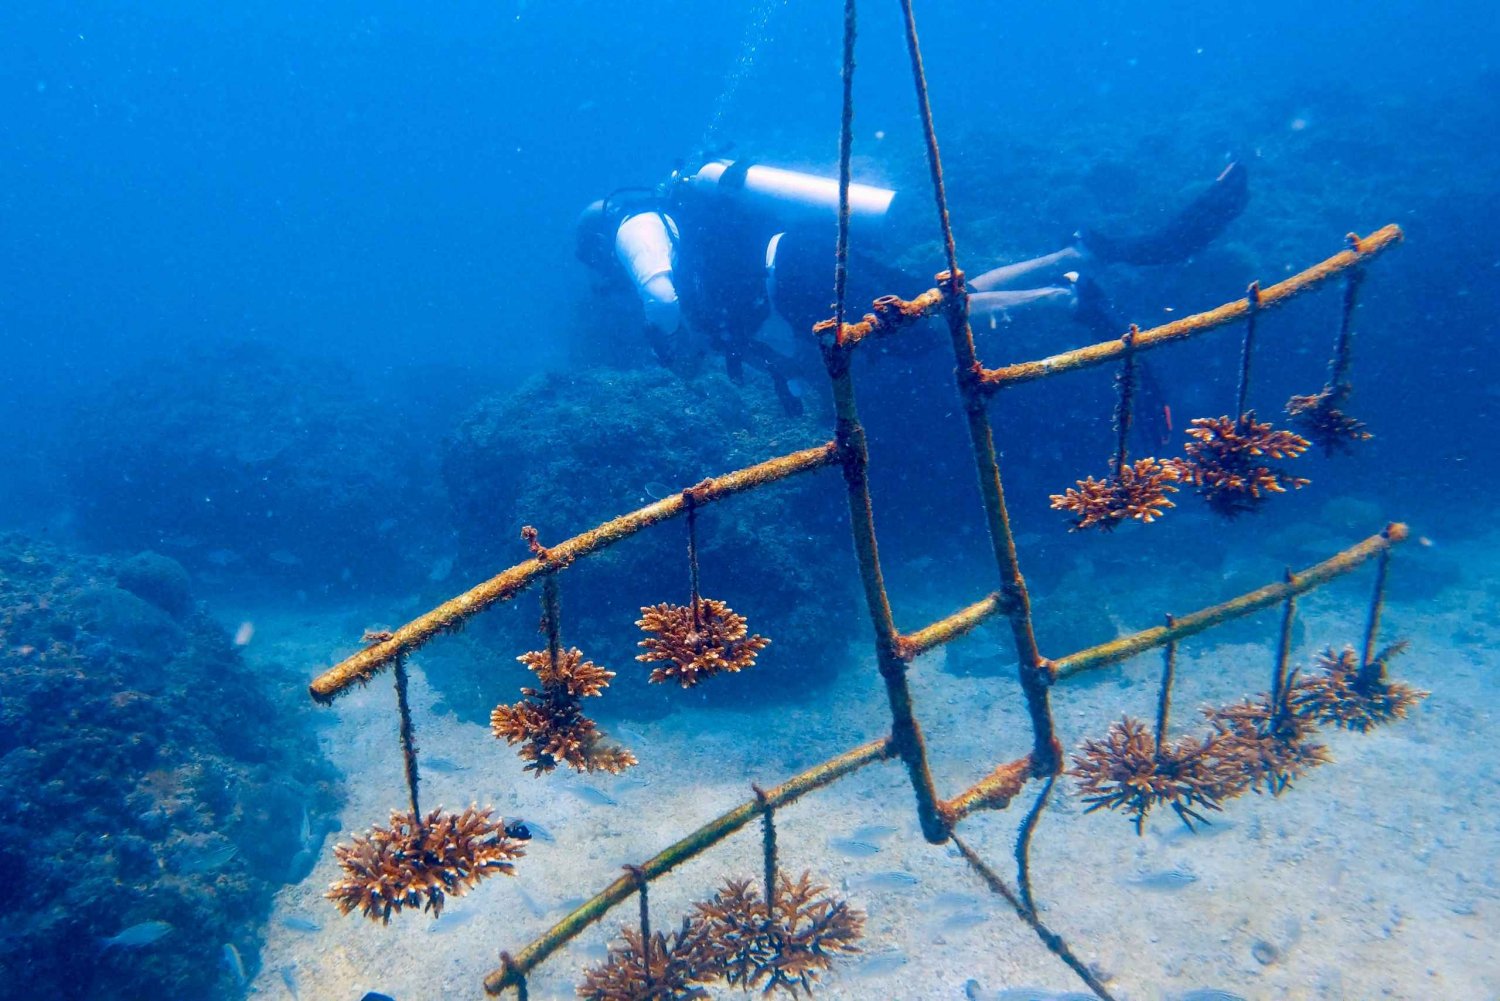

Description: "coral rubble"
636 599 770 687
327 805 524 923
1292 643 1428 732
1176 413 1311 516
1049 457 1183 531
578 870 863 1000
1070 716 1232 833
491 646 636 775
1287 385 1372 455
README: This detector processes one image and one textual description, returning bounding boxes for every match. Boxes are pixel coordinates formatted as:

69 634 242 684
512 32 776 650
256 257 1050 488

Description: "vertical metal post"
1235 281 1261 417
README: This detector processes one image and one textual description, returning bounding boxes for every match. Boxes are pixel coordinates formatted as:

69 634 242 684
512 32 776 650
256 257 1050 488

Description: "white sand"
239 526 1497 1001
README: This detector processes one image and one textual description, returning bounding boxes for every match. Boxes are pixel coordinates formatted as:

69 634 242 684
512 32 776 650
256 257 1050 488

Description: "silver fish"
937 908 991 931
844 870 919 892
850 824 899 842
178 842 237 874
280 916 321 933
1124 868 1198 891
519 819 554 843
279 963 301 1000
100 920 172 950
299 806 312 847
853 950 908 977
424 756 469 773
222 943 247 988
427 909 477 933
564 785 618 807
828 837 881 857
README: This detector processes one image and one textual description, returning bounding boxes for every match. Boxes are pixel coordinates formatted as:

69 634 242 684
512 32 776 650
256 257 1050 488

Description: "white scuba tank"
614 210 681 334
685 159 896 233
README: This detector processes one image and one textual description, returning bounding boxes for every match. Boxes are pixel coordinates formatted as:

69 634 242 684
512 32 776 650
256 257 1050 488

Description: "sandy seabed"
241 526 1497 1001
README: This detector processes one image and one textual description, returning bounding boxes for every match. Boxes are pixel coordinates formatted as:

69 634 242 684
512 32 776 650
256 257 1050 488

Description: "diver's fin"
1080 161 1249 266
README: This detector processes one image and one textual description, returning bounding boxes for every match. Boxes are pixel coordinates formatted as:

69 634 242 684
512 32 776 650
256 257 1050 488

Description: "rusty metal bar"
897 592 1004 660
1053 522 1408 679
980 224 1403 390
308 442 838 703
482 736 893 995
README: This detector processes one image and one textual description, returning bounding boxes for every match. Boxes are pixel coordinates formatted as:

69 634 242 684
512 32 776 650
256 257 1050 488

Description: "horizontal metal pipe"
482 736 893 995
309 442 838 703
980 225 1403 390
1052 522 1408 679
897 592 1004 660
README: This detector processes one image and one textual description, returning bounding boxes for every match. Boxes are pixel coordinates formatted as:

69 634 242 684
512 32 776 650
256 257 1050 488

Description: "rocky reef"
0 535 338 1001
436 367 857 720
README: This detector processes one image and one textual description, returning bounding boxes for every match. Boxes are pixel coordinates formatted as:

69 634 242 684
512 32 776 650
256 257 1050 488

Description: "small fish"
100 920 172 950
426 909 477 933
852 950 908 977
1124 868 1198 892
424 756 468 773
268 549 302 566
564 785 618 807
843 870 919 892
937 908 990 932
1173 991 1249 1001
178 842 238 874
206 548 241 567
828 837 882 857
280 916 321 933
643 481 672 500
614 776 650 793
299 806 312 846
517 819 554 843
964 985 1087 1001
279 964 301 1000
222 943 247 988
286 848 317 884
1160 819 1235 842
850 823 899 842
515 884 550 918
613 725 649 746
428 556 454 582
931 891 982 911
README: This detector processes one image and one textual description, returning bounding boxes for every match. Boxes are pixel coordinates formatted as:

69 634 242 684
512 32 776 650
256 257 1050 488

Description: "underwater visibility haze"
0 2 1496 999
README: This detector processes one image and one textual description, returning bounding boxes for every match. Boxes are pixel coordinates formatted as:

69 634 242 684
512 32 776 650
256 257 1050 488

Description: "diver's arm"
967 245 1086 292
966 286 1075 323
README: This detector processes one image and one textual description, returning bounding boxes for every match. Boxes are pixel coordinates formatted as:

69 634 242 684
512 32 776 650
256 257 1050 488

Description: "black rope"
1329 255 1366 391
497 953 528 1001
1359 540 1392 686
541 575 562 672
753 784 778 910
1235 281 1261 417
1014 775 1054 918
685 490 702 629
626 865 653 991
1113 325 1139 479
1154 615 1177 754
897 0 959 280
393 653 421 820
1270 570 1297 726
832 0 857 333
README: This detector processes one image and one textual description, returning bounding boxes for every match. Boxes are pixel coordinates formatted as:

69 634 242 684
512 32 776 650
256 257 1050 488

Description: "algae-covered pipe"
482 736 892 995
309 442 838 703
980 225 1403 390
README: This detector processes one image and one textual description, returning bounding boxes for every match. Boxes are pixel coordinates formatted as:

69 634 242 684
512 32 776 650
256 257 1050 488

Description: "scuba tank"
682 159 897 235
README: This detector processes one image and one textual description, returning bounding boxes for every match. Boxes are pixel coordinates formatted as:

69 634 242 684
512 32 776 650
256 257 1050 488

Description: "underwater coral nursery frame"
308 1 1408 994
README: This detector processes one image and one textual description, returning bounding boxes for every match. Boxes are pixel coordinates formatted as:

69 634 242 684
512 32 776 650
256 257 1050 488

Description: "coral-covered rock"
0 534 339 1001
437 368 857 720
116 551 194 618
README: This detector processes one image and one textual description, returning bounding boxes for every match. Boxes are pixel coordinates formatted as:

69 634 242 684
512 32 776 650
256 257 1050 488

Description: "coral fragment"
637 599 770 687
1177 412 1310 517
1291 643 1427 732
491 646 636 775
1287 385 1372 455
1070 717 1233 834
1050 457 1182 531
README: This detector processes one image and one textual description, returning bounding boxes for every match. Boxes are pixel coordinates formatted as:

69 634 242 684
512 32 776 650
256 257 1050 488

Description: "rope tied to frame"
392 653 421 820
752 783 779 910
1113 325 1140 480
1236 280 1262 418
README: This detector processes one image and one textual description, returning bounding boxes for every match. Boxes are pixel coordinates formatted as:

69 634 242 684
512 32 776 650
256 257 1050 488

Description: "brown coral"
576 918 719 1001
637 599 770 688
1177 412 1311 517
327 805 524 923
491 646 636 776
1070 717 1233 834
1291 643 1427 733
1049 457 1183 531
1203 696 1330 797
578 871 863 1000
1287 385 1372 455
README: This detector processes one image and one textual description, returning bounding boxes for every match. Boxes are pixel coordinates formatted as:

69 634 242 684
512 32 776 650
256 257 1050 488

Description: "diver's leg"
967 286 1075 324
967 246 1086 292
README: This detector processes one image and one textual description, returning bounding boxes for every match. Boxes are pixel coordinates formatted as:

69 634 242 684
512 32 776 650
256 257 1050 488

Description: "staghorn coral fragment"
1070 716 1233 834
1203 695 1330 797
1287 385 1372 455
1050 457 1183 531
1291 643 1427 733
327 805 523 924
637 599 770 688
576 918 718 1001
1176 412 1311 517
491 646 636 776
694 869 864 997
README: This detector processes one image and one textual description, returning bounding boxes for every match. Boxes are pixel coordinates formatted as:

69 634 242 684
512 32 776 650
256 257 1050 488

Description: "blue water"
1 2 1494 999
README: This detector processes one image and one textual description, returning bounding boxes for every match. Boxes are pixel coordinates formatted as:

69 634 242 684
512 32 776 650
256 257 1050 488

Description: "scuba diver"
575 157 1249 431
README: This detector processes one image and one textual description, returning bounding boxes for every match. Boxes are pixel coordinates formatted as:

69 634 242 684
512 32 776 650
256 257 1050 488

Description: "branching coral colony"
492 531 636 775
1176 412 1311 517
1287 240 1376 456
329 655 526 923
637 488 769 687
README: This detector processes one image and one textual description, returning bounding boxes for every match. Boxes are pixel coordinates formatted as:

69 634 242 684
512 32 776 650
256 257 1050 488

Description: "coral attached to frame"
1287 384 1372 455
327 805 524 924
1070 716 1234 834
578 870 864 1000
1292 642 1428 733
637 599 770 688
1049 457 1183 531
1176 412 1311 517
491 646 637 776
1203 695 1330 797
